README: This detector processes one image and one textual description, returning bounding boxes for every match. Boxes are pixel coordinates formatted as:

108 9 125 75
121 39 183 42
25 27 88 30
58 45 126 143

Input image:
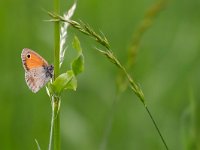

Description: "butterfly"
21 48 54 93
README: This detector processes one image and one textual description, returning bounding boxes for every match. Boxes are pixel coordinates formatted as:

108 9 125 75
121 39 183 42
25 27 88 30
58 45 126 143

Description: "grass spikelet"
48 5 169 149
60 2 77 68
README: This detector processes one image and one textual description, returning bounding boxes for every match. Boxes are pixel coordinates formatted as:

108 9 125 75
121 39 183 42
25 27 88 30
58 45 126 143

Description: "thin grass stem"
54 0 60 79
35 139 41 150
145 106 169 150
48 11 169 150
127 0 167 68
48 99 55 150
100 93 120 150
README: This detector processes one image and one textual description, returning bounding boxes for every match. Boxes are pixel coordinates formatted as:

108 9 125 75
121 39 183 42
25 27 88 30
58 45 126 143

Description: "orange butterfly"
21 48 54 93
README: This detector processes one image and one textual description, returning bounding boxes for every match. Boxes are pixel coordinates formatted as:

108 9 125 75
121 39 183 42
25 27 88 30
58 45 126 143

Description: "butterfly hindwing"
25 67 51 93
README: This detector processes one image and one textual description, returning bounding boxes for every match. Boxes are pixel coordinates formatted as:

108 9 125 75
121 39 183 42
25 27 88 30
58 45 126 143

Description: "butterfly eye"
26 54 31 58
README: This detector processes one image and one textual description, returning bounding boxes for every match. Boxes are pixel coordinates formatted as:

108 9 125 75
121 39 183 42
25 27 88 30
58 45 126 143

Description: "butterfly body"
21 48 54 93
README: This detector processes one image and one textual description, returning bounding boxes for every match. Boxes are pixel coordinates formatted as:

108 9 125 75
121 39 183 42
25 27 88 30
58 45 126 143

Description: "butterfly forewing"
21 48 48 71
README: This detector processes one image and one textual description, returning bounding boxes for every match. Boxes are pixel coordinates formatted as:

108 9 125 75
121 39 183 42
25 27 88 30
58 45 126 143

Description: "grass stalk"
100 93 120 150
53 97 61 150
100 2 167 149
48 97 61 150
145 106 168 149
35 139 41 150
48 99 55 150
48 10 169 150
127 0 167 68
54 0 60 79
48 0 61 150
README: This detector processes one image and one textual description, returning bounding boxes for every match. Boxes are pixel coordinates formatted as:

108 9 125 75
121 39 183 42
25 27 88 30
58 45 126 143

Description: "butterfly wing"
21 48 48 71
21 48 52 93
25 67 52 93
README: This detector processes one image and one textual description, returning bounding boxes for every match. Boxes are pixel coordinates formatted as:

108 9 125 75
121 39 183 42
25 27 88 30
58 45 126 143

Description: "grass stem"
48 99 55 150
100 93 120 150
145 106 169 150
50 0 61 150
48 10 169 150
54 0 60 79
53 97 61 150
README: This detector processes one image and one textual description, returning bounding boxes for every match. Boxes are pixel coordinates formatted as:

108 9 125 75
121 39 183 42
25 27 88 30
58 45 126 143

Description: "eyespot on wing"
21 48 48 70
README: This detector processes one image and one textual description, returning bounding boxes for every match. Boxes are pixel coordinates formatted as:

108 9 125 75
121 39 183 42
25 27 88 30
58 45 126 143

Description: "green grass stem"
48 99 54 150
48 9 169 150
54 0 60 79
145 106 169 150
48 0 61 150
53 97 61 150
100 2 167 148
127 0 167 68
99 93 120 150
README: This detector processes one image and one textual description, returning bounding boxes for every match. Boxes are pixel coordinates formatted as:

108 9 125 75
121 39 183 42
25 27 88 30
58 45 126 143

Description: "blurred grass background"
0 0 200 149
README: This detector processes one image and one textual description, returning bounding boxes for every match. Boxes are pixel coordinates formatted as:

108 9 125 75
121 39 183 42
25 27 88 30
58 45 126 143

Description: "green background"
0 0 199 149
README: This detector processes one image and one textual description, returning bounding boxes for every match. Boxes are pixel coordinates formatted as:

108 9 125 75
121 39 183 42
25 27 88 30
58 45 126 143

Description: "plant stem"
48 13 169 150
100 93 120 150
48 97 61 150
53 0 60 149
35 139 41 150
53 97 61 150
145 106 169 150
54 0 60 79
48 99 55 150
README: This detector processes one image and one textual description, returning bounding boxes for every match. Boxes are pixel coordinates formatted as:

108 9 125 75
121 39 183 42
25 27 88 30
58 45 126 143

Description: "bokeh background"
0 0 199 149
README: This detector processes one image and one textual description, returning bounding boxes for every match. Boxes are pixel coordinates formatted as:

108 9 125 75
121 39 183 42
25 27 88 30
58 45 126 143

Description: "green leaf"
72 35 82 54
72 54 84 76
65 77 77 91
52 70 74 95
71 35 84 76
